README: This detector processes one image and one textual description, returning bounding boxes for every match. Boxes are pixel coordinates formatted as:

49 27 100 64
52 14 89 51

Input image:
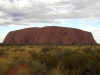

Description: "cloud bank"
0 0 100 25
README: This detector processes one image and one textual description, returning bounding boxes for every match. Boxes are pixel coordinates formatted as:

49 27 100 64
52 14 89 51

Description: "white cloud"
0 19 12 24
78 24 100 43
0 36 4 43
95 36 100 43
0 0 100 25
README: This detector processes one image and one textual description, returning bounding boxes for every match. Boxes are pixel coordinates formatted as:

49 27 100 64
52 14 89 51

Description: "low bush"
28 50 38 60
38 53 58 70
83 47 92 53
41 47 50 53
28 59 48 75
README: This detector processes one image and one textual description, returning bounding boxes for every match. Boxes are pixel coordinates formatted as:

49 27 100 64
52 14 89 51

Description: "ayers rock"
3 26 97 44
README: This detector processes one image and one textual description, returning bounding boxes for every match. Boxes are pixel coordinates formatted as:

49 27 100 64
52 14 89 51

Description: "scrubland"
0 44 100 75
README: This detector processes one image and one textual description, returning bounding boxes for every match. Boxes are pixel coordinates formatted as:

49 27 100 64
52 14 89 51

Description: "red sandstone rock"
3 26 97 44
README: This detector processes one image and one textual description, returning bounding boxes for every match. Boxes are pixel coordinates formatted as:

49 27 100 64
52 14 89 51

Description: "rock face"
3 26 97 44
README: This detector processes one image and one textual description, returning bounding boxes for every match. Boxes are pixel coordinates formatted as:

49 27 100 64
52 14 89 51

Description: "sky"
0 0 100 43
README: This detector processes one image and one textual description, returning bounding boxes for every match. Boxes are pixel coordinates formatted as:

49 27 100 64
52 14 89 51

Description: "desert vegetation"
0 44 100 75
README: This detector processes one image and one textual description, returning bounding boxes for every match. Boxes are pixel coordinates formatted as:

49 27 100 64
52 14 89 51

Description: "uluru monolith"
3 26 97 44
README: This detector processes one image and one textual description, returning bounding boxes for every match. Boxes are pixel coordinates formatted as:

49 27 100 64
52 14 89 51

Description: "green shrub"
28 50 38 60
28 59 48 75
41 47 50 53
38 53 58 70
54 48 62 58
83 47 92 53
62 49 78 56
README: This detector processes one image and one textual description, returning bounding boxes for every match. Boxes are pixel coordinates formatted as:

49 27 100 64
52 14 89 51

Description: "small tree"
72 42 76 45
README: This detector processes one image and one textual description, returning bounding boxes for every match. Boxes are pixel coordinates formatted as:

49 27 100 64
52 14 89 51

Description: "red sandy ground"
5 63 28 75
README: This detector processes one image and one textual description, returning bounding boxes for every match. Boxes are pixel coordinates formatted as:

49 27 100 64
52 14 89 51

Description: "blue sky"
0 0 100 43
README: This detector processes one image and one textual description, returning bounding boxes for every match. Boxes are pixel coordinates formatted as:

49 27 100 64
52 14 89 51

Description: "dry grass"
0 44 100 75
